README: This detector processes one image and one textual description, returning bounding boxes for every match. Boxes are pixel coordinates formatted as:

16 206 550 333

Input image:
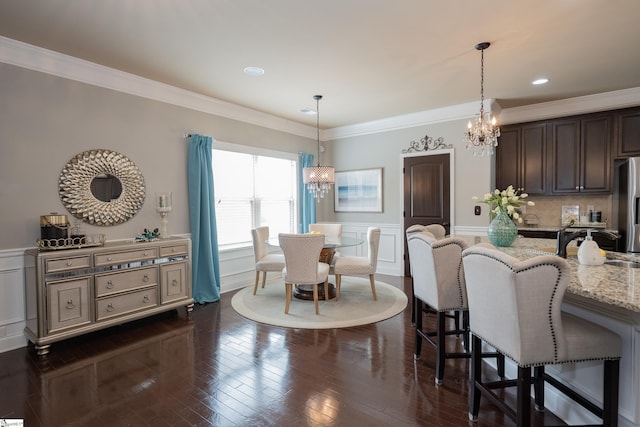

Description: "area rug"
231 277 408 329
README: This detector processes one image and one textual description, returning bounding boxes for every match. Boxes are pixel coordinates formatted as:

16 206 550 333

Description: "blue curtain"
187 134 221 303
299 153 316 233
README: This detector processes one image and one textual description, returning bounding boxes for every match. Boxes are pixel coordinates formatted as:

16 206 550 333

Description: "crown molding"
0 36 317 140
2 36 638 142
498 88 640 125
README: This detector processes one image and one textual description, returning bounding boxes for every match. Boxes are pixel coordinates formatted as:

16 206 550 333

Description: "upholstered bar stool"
462 245 621 427
407 232 504 385
406 223 446 324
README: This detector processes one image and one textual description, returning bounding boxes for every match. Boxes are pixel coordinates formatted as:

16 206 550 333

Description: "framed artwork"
334 168 383 212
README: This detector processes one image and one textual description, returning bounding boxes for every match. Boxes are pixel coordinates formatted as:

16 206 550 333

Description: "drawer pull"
143 274 150 282
106 303 115 312
106 280 114 289
171 248 176 252
144 252 149 256
172 279 178 286
66 300 75 309
107 256 113 261
66 261 73 267
143 295 150 303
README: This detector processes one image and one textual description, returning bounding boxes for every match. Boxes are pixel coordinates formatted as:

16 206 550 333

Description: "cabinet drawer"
95 266 158 297
96 287 158 321
46 255 92 273
160 262 189 303
47 277 91 333
94 248 159 266
160 243 189 257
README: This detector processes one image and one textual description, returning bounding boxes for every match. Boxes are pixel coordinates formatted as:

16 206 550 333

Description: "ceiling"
1 0 639 129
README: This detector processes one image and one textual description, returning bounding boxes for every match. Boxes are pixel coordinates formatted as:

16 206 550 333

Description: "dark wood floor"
0 274 564 426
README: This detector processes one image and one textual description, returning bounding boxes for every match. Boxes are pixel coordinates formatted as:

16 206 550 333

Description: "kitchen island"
457 235 640 426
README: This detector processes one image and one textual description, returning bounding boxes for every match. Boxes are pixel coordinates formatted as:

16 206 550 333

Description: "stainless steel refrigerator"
616 157 640 252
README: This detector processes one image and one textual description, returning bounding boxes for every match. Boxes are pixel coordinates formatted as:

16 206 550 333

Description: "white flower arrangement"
472 185 535 223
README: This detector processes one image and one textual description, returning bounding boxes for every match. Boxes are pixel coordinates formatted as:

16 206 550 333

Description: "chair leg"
603 360 620 427
534 366 545 412
516 366 532 427
313 283 319 315
462 310 470 353
469 334 482 421
369 274 377 301
497 353 506 379
324 279 329 301
261 271 267 288
335 275 341 301
284 282 292 314
253 271 261 295
435 312 446 385
414 299 423 358
410 277 416 324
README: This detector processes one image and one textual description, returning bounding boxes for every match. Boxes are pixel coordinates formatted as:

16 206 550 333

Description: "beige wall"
0 63 315 250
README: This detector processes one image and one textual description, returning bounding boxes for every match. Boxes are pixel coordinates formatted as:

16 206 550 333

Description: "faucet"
556 220 620 258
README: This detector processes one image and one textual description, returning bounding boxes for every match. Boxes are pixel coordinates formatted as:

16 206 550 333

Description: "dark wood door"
403 153 450 276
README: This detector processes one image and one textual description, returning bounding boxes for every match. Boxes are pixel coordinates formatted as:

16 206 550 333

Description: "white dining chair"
278 233 330 315
333 227 380 301
251 226 285 295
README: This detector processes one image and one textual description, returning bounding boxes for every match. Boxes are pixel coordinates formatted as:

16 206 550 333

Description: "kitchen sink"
604 259 640 268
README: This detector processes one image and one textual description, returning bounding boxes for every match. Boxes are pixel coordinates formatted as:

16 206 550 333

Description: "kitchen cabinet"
24 237 193 356
616 106 640 157
496 122 546 194
549 114 612 194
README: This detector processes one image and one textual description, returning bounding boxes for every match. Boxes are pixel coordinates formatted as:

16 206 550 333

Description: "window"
212 145 298 247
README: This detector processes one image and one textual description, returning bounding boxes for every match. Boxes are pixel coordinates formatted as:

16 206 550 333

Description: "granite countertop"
457 235 640 313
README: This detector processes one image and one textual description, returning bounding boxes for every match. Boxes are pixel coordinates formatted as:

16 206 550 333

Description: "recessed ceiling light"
243 66 264 76
299 108 317 115
532 78 549 85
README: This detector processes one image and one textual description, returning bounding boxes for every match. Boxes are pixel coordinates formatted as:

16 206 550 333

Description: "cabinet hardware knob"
144 252 148 256
106 280 113 289
66 300 75 309
143 274 149 282
172 279 178 286
107 257 113 261
143 295 150 303
171 248 176 252
66 261 72 266
106 303 114 312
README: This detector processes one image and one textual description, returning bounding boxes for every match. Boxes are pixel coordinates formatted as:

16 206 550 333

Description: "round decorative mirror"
59 149 146 226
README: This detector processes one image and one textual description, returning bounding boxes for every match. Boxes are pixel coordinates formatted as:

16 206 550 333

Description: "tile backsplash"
521 194 613 228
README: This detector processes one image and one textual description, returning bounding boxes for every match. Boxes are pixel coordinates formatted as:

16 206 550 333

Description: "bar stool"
407 233 504 385
462 245 621 426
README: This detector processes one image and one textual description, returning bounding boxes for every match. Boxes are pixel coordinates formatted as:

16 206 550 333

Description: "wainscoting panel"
0 248 28 353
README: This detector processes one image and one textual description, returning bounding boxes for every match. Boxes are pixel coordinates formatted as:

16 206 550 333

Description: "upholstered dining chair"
309 223 343 264
278 233 330 315
251 226 285 295
462 245 621 426
333 227 380 301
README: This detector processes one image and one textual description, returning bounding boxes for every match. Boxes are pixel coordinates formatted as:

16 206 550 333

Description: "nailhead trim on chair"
468 251 621 367
431 240 467 311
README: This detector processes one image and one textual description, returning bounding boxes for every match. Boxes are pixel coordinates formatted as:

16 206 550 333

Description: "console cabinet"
24 237 193 356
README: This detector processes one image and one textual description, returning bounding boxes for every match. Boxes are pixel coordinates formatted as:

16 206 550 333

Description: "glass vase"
487 210 518 247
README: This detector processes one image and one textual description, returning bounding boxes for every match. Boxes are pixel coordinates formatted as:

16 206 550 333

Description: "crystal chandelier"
465 42 500 156
303 95 335 199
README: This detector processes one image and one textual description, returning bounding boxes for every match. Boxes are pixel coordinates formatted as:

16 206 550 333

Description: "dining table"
268 234 364 300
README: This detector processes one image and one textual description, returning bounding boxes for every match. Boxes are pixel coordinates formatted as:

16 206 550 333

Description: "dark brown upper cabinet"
549 114 612 194
496 122 546 195
616 107 640 158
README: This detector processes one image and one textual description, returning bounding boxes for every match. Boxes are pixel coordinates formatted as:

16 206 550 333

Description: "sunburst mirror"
59 149 146 226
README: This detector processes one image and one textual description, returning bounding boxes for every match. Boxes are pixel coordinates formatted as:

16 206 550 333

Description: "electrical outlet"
474 205 481 216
